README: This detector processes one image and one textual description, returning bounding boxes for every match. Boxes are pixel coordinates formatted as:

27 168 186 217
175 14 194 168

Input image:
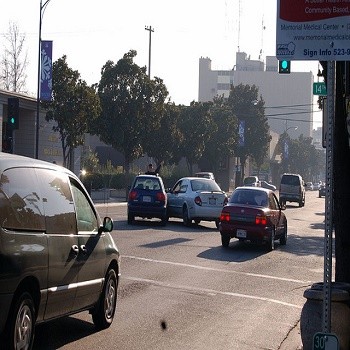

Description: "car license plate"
236 229 247 238
143 196 151 202
209 198 216 205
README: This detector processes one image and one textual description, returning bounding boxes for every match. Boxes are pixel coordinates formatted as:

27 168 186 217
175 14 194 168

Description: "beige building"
198 52 315 188
199 52 314 139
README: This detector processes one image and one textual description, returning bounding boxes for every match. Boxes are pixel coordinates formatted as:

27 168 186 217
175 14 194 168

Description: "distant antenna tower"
237 0 241 52
259 16 266 60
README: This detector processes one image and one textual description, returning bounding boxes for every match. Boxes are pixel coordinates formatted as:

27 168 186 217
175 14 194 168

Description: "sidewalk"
279 321 303 350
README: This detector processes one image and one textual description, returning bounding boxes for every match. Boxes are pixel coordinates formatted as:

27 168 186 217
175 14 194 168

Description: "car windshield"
230 189 268 206
190 179 221 192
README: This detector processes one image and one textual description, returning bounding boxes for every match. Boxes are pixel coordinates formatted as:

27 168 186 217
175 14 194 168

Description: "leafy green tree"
278 133 325 180
178 101 215 174
43 55 101 169
95 50 169 174
201 96 238 174
226 84 270 184
143 102 183 166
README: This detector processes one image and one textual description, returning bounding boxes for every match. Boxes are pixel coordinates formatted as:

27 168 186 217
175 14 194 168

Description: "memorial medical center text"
280 1 350 57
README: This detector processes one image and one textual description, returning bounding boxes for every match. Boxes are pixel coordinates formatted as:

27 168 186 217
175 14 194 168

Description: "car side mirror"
98 216 113 234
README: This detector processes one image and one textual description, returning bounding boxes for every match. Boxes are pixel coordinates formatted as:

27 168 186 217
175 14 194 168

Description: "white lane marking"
123 255 311 284
123 276 302 309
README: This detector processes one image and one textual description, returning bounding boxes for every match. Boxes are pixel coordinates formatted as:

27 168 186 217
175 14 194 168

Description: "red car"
219 187 287 251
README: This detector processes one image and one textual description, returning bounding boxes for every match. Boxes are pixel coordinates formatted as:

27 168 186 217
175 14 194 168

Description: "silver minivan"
279 173 305 207
0 153 120 350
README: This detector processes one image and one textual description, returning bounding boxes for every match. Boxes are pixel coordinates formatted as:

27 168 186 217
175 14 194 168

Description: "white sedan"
166 177 228 228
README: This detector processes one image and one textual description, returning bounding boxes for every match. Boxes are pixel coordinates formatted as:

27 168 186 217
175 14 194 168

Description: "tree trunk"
334 61 350 282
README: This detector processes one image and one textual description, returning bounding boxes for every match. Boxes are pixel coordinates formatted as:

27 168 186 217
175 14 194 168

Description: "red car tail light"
255 215 267 225
220 212 230 222
156 192 166 201
194 196 202 206
129 190 138 201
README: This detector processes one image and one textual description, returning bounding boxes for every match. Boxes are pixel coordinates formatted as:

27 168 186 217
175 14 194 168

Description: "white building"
198 52 314 139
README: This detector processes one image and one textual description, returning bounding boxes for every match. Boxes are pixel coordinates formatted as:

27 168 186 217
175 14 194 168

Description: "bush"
81 164 189 191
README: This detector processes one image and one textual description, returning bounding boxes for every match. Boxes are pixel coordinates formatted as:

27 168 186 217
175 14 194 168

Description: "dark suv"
127 174 167 225
0 154 120 350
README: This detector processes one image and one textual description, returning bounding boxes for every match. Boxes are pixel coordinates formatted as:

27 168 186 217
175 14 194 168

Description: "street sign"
313 333 339 350
276 0 350 60
313 82 327 96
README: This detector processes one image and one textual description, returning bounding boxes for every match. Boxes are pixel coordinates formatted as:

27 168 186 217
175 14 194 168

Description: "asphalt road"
32 190 325 350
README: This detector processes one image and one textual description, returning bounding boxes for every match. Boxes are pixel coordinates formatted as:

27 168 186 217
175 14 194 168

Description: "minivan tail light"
194 196 202 206
255 215 267 225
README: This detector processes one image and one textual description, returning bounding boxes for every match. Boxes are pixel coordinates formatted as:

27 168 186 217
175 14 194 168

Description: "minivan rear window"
281 175 300 185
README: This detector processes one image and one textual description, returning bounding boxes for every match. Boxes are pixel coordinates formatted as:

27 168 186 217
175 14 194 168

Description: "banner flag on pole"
40 40 53 101
238 120 245 147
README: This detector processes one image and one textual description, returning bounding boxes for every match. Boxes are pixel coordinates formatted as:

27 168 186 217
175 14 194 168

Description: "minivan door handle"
71 245 79 255
80 245 88 255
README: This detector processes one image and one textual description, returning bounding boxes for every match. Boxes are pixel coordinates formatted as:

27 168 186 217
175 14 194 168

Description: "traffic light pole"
36 0 52 159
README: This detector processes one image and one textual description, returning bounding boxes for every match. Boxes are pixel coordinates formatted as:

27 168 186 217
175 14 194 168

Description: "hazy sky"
1 0 321 123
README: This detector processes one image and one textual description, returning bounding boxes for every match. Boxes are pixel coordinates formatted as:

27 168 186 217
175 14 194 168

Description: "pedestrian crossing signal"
278 60 291 74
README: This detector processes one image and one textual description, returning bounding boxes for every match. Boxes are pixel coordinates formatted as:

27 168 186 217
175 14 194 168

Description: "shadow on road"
33 316 96 350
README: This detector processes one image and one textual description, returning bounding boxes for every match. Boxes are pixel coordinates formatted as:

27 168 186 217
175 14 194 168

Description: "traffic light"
7 97 19 129
278 60 291 74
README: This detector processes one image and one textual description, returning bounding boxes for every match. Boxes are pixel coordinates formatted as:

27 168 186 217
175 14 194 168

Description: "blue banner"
238 120 245 147
284 140 289 159
40 40 53 101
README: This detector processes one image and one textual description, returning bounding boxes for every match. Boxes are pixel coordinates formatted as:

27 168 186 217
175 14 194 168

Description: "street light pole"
35 0 52 159
145 25 154 78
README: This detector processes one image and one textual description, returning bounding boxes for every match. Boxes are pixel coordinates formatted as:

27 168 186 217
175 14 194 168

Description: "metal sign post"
276 0 348 337
323 61 335 333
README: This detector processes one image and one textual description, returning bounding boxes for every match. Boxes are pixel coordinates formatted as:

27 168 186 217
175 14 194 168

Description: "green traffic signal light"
278 60 291 74
7 97 19 129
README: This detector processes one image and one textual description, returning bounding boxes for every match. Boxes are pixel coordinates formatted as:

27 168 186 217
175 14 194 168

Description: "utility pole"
145 25 154 78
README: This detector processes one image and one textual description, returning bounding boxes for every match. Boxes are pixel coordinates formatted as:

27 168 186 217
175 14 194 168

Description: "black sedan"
219 187 287 251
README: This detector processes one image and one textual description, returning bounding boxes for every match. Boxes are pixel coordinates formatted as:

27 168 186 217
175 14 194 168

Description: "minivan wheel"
92 269 118 330
4 292 35 350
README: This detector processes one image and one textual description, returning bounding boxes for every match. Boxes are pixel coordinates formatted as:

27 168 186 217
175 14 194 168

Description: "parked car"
319 183 326 197
243 176 260 187
260 180 277 191
305 182 314 191
166 177 228 228
279 173 306 208
0 153 120 350
127 174 167 225
313 182 321 191
219 187 287 251
194 172 215 181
